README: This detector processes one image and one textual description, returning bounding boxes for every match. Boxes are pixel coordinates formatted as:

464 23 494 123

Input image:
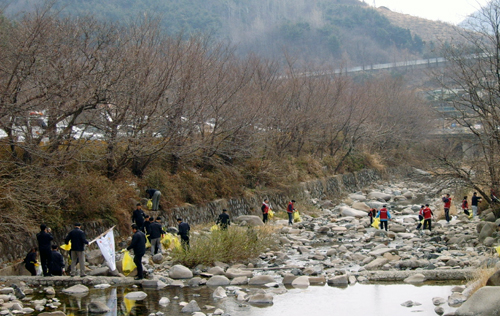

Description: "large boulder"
86 250 105 265
479 222 498 242
487 270 500 286
352 202 371 211
366 192 392 201
234 215 264 226
389 224 406 233
404 274 426 284
206 275 230 286
327 275 348 286
365 258 389 270
169 265 193 279
348 193 366 201
89 267 110 276
291 276 310 288
339 206 368 218
225 268 253 279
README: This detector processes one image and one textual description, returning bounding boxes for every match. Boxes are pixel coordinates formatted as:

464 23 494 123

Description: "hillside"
1 0 456 66
377 7 464 48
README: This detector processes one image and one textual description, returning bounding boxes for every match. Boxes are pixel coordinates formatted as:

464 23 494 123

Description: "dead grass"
171 225 278 267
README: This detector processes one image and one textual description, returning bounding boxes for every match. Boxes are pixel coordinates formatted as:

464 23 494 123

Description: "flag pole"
88 225 115 245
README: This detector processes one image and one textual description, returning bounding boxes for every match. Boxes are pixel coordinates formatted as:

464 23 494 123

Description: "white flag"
97 229 116 271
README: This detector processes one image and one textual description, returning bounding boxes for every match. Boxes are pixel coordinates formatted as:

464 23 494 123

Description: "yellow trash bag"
496 245 500 257
293 211 302 223
210 224 219 231
268 209 275 219
372 217 380 229
420 218 425 225
161 233 183 250
147 199 153 209
60 242 71 251
172 237 182 250
122 250 136 276
145 235 151 248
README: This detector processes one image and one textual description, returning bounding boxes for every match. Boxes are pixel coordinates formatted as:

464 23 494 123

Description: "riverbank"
2 174 500 315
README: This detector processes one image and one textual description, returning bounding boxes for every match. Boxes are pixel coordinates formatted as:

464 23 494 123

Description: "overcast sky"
368 0 490 24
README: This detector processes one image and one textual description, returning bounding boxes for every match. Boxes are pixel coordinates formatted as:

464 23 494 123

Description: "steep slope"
377 7 463 45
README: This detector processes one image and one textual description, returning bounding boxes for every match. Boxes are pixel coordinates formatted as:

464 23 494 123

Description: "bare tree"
431 0 500 207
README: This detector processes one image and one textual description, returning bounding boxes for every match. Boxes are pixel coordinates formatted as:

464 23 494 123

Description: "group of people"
25 223 89 277
366 192 484 233
129 201 191 280
261 199 296 225
368 205 393 231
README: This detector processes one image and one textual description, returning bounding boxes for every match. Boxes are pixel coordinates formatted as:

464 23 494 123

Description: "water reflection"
50 283 461 316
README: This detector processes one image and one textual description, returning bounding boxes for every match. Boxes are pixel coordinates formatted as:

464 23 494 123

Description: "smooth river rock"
169 265 193 279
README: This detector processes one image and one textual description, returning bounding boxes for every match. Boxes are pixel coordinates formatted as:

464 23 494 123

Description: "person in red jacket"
368 208 377 224
442 194 452 223
376 205 392 231
423 204 434 231
287 200 296 225
461 196 470 217
261 199 270 223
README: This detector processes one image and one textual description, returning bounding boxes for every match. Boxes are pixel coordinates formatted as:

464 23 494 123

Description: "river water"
51 282 461 316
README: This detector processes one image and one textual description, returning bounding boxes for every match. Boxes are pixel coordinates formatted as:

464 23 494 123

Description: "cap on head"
156 216 161 221
223 209 227 212
131 224 138 230
291 200 296 203
40 224 47 231
74 223 81 227
177 218 182 222
136 203 141 206
421 205 424 208
425 204 429 206
383 205 387 207
51 245 58 250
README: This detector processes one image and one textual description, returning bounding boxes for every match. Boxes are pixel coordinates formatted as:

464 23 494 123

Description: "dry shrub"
171 225 278 267
362 151 386 172
62 172 120 221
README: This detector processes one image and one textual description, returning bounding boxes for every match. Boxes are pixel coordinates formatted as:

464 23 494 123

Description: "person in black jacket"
143 215 151 237
49 245 65 276
127 224 146 280
177 218 190 249
36 224 53 276
149 217 165 256
24 247 38 276
216 209 230 230
132 203 146 232
64 223 89 277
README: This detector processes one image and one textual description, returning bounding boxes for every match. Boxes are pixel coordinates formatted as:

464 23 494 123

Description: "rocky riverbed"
2 177 500 315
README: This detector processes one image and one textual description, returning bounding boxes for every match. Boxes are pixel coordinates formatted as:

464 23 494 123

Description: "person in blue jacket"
376 205 392 231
